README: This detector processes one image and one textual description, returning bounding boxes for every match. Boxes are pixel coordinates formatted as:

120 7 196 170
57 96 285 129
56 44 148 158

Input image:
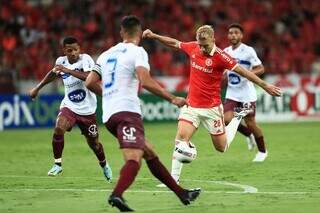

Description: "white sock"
171 140 185 182
225 117 242 149
171 157 183 182
54 158 62 164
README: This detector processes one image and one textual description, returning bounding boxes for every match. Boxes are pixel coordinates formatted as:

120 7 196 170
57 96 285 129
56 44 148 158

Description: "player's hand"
264 84 282 97
142 29 155 39
53 65 69 75
29 88 39 100
171 97 187 107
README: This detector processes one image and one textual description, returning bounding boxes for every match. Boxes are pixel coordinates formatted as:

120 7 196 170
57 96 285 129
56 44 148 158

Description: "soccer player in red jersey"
143 25 282 184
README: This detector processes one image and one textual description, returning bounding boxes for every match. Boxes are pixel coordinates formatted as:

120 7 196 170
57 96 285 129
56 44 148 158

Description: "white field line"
1 175 319 195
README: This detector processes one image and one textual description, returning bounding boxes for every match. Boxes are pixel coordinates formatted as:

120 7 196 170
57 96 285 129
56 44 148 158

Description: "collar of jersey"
209 44 217 56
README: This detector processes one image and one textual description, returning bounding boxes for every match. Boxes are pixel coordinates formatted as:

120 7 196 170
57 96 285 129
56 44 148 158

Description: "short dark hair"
121 15 141 36
62 36 78 46
228 23 244 33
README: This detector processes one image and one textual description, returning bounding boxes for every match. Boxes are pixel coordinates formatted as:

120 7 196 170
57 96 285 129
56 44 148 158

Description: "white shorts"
178 104 225 135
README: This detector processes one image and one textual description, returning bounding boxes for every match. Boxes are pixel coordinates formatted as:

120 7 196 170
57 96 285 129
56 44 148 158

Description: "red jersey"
180 41 238 108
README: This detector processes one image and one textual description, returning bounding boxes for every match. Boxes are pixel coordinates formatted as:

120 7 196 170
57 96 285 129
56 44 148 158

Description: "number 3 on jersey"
105 58 117 88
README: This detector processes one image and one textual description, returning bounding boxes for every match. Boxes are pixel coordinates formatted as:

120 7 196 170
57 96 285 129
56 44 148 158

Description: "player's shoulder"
241 43 256 53
180 41 198 48
215 46 225 55
55 56 67 65
80 53 93 61
223 45 232 52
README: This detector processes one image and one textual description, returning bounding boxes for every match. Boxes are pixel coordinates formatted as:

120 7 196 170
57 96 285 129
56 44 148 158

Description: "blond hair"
196 25 214 40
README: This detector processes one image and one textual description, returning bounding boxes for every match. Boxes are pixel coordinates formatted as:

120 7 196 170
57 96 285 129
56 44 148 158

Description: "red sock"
146 157 185 197
112 160 140 197
238 124 252 137
255 136 266 152
52 134 64 159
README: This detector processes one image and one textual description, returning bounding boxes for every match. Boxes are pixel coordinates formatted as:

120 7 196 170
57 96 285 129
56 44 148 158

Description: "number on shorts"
213 120 221 128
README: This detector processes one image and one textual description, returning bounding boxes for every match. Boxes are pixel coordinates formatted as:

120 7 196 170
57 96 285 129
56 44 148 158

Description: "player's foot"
156 179 179 188
246 134 256 151
234 108 253 120
252 151 268 162
179 188 201 205
108 194 134 212
102 164 112 182
47 164 62 176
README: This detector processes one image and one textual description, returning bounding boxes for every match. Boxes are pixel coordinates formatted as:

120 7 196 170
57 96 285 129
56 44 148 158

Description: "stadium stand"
1 0 320 83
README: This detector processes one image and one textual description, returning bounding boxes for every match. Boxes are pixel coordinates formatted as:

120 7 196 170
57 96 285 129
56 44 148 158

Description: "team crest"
205 58 213 66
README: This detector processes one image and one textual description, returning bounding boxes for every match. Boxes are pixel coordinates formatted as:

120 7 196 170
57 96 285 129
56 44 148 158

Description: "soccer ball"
173 141 197 164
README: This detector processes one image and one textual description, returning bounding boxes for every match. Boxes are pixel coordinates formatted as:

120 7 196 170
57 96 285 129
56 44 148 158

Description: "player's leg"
143 140 201 205
105 112 145 211
224 99 255 150
48 108 75 176
78 114 112 182
165 105 199 185
244 115 268 162
171 120 197 182
206 104 245 152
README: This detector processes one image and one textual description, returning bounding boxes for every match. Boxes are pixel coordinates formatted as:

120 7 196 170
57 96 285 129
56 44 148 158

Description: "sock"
112 160 140 197
54 158 62 167
255 136 266 153
146 157 185 197
226 116 242 147
89 142 106 167
171 157 183 182
238 123 252 137
171 140 184 182
52 134 64 164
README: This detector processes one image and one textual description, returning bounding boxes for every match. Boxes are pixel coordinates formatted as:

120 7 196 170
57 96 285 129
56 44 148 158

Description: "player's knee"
54 126 65 135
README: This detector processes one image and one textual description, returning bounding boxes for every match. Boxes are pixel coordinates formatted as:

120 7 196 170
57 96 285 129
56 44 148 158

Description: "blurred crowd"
2 0 320 82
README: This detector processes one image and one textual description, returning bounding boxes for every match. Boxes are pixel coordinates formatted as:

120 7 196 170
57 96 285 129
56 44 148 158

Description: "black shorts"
105 112 145 150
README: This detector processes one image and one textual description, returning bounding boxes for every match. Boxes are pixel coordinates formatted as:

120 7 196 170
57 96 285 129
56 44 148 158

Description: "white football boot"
252 151 268 162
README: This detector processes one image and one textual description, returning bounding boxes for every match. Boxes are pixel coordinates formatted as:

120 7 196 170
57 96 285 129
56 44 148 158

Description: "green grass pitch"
0 122 320 213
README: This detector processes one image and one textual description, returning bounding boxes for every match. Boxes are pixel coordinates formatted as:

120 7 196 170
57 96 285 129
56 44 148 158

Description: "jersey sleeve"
179 41 197 55
55 57 63 65
219 50 238 70
135 47 150 71
93 54 104 77
82 54 95 72
248 47 262 67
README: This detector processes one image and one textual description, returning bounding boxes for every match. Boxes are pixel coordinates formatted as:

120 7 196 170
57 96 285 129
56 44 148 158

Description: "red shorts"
105 112 145 150
223 99 256 117
58 107 98 138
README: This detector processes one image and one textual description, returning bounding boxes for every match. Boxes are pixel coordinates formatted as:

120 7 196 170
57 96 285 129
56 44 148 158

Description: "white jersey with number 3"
224 43 262 102
55 54 97 115
94 42 150 123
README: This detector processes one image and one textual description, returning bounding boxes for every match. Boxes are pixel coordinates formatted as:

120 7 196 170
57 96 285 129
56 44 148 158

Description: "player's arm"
85 70 102 96
136 67 186 107
142 29 181 49
28 70 58 99
251 64 265 76
54 65 89 81
233 65 282 96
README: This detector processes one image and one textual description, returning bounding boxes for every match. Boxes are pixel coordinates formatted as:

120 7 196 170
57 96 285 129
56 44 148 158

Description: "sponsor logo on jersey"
68 89 86 102
61 73 71 79
191 61 213 73
228 73 241 85
205 58 213 66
